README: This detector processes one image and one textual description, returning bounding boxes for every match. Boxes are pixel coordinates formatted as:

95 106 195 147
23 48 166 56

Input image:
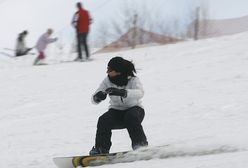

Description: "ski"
0 51 15 58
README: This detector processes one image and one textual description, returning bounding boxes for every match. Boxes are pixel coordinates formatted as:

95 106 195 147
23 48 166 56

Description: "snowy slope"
1 32 248 168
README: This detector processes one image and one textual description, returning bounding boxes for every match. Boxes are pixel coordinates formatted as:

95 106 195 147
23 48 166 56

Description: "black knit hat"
107 57 136 77
23 30 28 35
108 57 125 73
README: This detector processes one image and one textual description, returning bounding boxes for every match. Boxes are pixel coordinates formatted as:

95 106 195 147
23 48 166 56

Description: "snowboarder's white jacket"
92 76 144 110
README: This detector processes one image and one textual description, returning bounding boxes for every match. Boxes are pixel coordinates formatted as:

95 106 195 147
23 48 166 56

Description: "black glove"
105 87 127 98
93 91 107 103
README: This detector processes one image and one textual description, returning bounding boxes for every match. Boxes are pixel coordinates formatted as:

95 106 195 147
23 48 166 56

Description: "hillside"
188 15 248 38
1 32 248 168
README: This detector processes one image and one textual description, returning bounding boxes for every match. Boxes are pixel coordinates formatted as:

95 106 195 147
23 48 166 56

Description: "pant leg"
16 48 32 56
123 106 148 149
77 32 82 59
95 109 125 151
16 52 24 56
33 51 45 65
81 33 89 58
23 48 32 55
38 51 45 59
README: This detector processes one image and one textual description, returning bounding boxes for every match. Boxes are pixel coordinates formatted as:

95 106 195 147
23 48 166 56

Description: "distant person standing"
33 29 57 65
71 2 92 61
15 30 32 56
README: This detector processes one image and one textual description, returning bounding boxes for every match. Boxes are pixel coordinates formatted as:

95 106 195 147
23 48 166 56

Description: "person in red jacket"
72 2 92 61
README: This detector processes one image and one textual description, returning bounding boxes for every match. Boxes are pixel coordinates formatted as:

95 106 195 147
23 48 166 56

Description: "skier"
15 30 32 56
89 56 148 155
33 29 57 65
71 2 92 61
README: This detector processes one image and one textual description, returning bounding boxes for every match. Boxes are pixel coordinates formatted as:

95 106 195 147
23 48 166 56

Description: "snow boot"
89 146 109 155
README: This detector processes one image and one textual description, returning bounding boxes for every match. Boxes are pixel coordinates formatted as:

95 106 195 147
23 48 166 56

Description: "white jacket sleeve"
46 37 57 44
71 12 79 27
91 77 109 104
125 77 144 100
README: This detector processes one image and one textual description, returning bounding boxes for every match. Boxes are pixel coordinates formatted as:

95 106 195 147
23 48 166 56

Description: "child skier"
33 28 57 65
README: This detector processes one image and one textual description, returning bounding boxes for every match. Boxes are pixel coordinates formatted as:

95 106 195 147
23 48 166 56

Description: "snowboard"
53 145 169 168
53 144 241 168
53 150 130 168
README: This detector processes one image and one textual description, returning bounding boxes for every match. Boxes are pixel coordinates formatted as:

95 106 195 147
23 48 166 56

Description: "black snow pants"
95 106 148 151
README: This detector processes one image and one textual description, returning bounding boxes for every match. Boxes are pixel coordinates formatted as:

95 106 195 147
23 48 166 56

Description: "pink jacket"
35 33 57 52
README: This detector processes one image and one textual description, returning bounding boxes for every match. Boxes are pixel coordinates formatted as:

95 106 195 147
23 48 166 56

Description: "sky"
1 28 248 168
207 0 248 19
0 0 248 48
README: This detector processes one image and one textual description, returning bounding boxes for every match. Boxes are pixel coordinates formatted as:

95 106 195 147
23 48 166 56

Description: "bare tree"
94 0 210 48
95 1 153 49
186 0 210 40
94 22 111 47
194 6 200 40
198 0 210 38
153 0 202 40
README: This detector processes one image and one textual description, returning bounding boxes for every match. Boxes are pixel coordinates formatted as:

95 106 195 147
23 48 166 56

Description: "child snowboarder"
89 56 148 155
